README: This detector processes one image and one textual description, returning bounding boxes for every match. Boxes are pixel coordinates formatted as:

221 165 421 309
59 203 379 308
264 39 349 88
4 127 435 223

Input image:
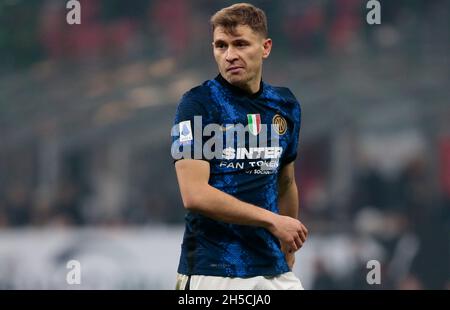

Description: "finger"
289 256 295 269
284 252 295 269
290 240 298 252
294 236 303 250
297 227 306 242
282 243 293 254
301 224 309 237
298 229 306 243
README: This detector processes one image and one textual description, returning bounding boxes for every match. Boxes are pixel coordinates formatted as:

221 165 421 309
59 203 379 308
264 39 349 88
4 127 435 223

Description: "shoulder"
175 80 219 122
266 85 301 119
271 86 300 106
180 82 211 105
176 82 212 113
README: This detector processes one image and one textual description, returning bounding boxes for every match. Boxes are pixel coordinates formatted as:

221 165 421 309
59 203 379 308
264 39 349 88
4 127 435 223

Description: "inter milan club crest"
247 114 261 135
272 114 287 135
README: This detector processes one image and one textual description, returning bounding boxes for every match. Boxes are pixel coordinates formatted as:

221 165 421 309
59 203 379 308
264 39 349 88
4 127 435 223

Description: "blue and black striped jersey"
172 74 301 277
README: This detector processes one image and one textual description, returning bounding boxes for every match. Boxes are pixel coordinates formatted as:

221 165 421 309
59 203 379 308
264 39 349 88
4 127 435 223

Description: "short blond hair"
210 3 268 38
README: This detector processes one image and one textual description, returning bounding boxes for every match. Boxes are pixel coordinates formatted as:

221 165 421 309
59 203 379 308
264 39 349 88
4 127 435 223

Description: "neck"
247 69 262 94
234 70 263 94
245 78 261 94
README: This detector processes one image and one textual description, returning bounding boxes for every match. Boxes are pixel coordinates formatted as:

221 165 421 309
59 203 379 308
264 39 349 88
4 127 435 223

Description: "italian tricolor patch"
247 114 261 135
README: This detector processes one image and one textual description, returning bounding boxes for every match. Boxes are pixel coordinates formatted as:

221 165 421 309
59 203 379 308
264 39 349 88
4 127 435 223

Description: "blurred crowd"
1 0 447 69
0 0 449 289
304 154 450 289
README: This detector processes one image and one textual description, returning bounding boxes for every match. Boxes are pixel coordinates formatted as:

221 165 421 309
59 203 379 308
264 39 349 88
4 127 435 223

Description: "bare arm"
277 162 308 267
175 159 305 251
278 162 300 219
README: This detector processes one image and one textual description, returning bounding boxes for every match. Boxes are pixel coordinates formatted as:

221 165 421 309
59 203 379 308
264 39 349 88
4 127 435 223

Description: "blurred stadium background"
0 0 449 289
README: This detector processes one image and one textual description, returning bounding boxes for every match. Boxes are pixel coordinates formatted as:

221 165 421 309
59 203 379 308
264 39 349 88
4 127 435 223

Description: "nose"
225 47 238 62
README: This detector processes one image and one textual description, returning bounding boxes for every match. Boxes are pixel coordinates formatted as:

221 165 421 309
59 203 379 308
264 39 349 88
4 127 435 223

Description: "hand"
280 241 295 269
268 214 308 252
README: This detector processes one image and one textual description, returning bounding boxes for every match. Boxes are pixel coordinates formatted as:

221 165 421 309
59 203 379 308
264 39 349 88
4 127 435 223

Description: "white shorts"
176 272 304 290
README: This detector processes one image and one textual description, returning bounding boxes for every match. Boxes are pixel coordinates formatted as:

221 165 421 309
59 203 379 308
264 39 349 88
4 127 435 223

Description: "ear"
262 38 272 59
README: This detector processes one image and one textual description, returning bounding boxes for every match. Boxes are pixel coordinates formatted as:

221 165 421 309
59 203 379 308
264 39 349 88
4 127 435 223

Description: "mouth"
226 66 244 73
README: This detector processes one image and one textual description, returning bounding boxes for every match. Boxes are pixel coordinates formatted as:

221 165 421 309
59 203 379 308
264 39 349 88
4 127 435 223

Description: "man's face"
213 25 272 90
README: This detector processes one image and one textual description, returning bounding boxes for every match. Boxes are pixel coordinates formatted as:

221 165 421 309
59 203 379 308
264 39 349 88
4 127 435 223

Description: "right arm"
175 159 305 252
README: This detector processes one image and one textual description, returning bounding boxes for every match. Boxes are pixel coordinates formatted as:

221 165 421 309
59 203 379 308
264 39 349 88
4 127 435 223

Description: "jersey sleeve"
171 89 211 162
281 95 302 166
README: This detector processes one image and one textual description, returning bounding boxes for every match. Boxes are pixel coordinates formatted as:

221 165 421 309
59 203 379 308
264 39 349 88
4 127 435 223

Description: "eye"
215 42 227 49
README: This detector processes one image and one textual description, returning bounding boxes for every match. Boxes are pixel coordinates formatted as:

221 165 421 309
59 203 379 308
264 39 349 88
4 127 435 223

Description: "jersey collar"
215 74 264 99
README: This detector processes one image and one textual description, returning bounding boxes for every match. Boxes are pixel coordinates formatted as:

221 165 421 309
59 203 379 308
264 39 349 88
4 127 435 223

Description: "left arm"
278 162 299 219
278 162 308 268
